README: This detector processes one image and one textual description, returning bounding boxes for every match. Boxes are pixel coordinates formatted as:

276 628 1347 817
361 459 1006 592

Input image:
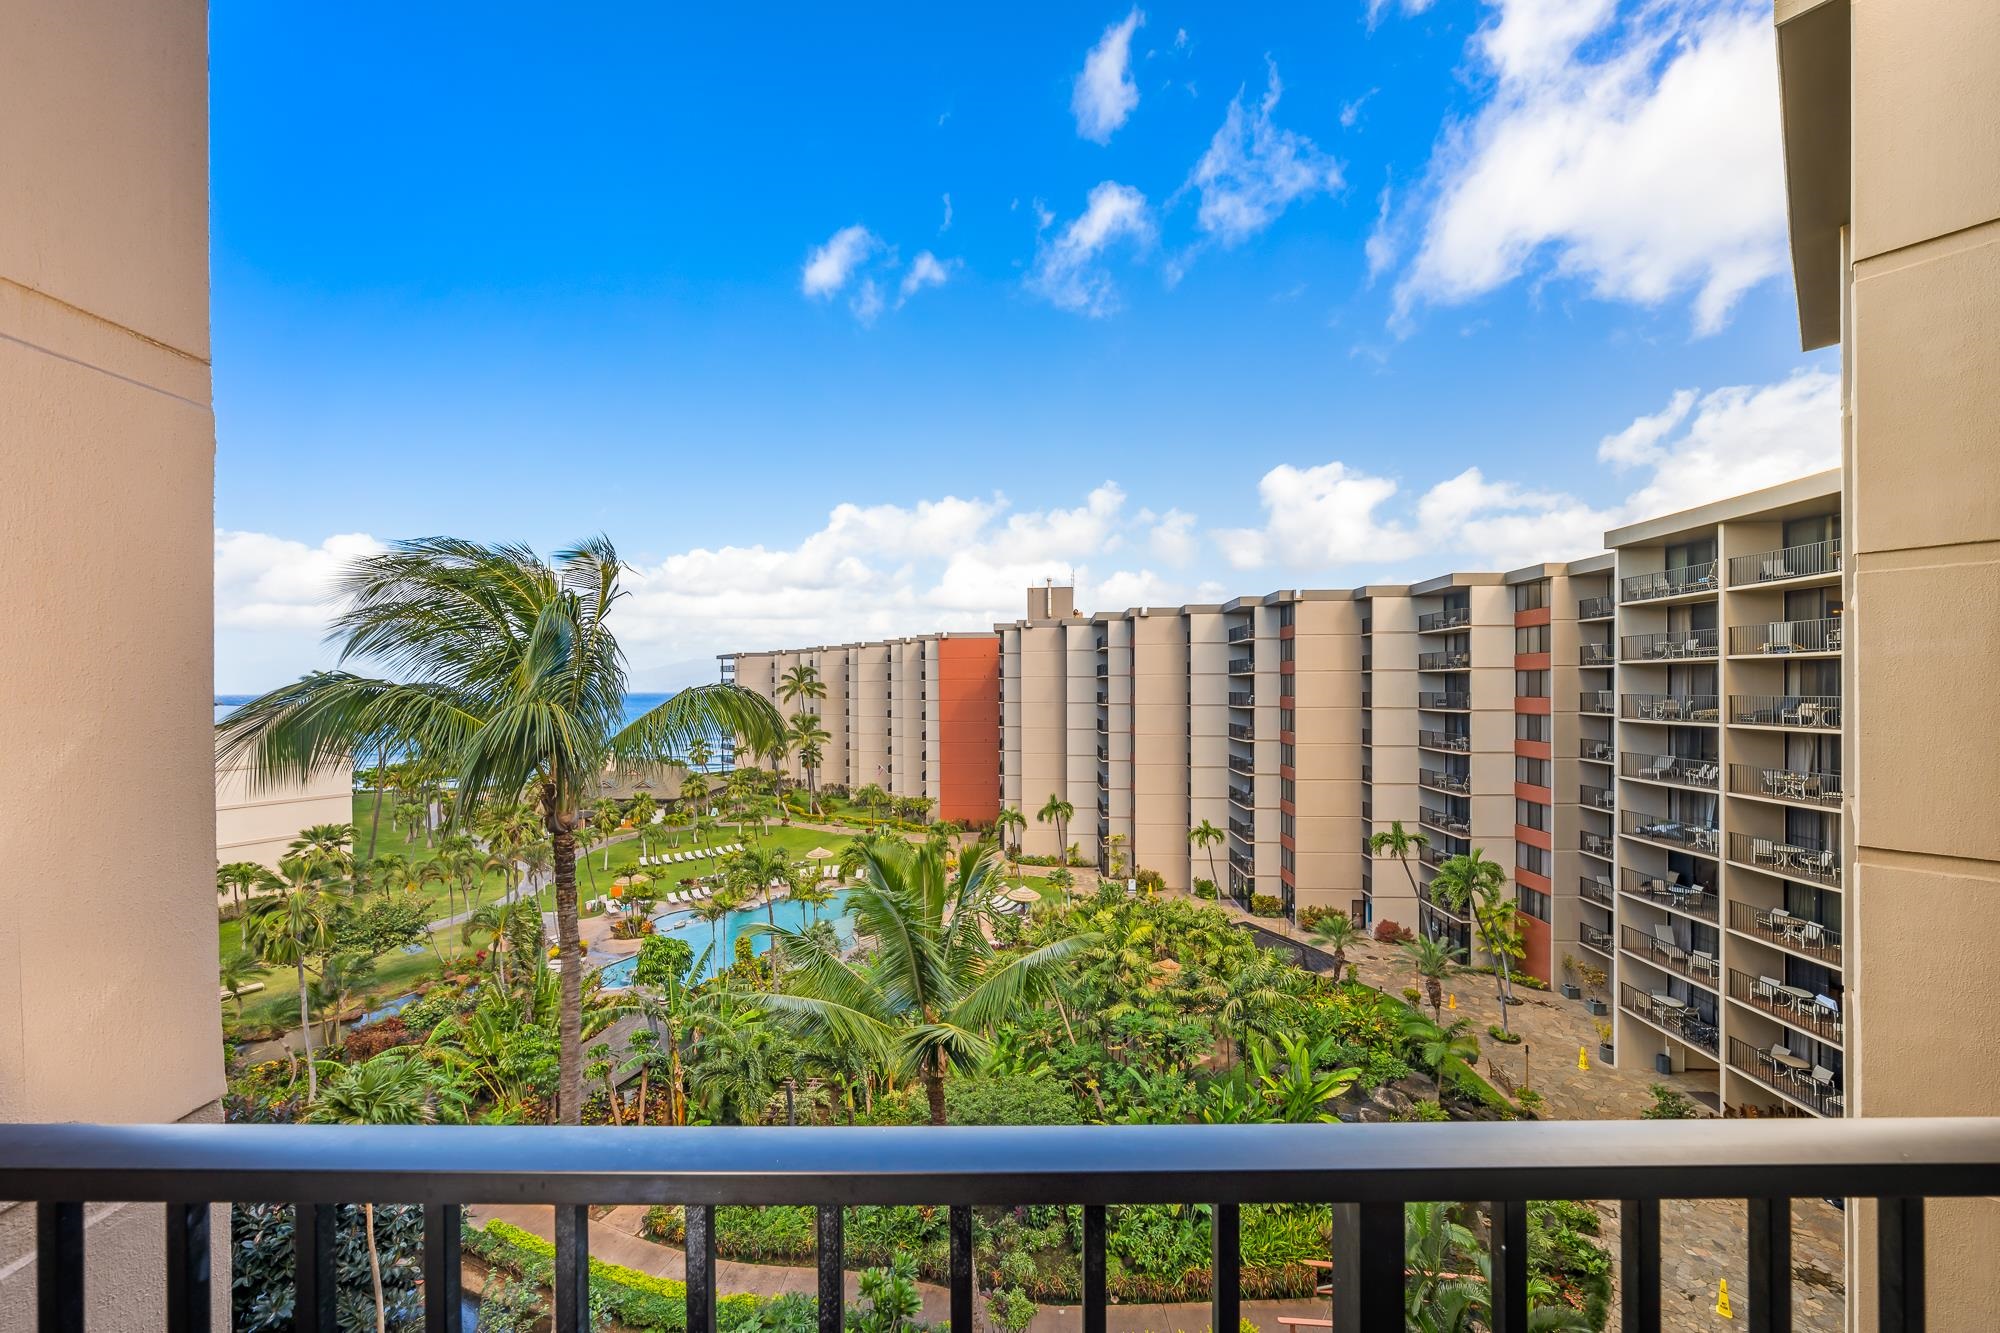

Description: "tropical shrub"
1373 918 1408 943
1394 1099 1451 1122
1192 877 1218 899
1135 868 1165 895
1487 1024 1522 1044
1640 1084 1703 1120
1249 894 1285 917
233 1202 423 1331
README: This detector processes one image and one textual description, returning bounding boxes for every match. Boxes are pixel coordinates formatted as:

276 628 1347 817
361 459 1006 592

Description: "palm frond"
949 932 1098 1032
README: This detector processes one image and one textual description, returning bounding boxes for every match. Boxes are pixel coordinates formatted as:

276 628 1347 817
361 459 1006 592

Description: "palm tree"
1400 936 1463 1022
1400 1011 1481 1086
1368 820 1430 936
1036 794 1073 867
680 772 712 827
788 713 831 814
1306 911 1364 984
628 792 659 860
744 839 1093 1124
308 1051 436 1333
218 950 260 1015
690 894 734 966
214 536 784 1125
1187 819 1225 892
777 662 827 718
687 735 713 772
244 857 336 1099
852 783 887 827
217 860 273 916
994 806 1026 868
1046 866 1075 904
591 797 623 870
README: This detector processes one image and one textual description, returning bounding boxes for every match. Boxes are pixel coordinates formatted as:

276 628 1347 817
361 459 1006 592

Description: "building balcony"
1579 642 1616 667
1619 869 1718 923
1620 810 1720 857
1095 663 1108 677
1417 690 1471 711
1728 763 1842 808
1620 753 1718 791
1417 886 1470 924
1580 737 1615 764
1360 691 1372 709
1096 771 1109 790
1579 874 1614 908
1727 1036 1843 1117
1579 783 1616 812
1620 693 1719 724
1227 784 1255 808
1226 755 1254 776
1729 832 1841 887
1418 768 1471 796
1228 850 1254 874
1227 723 1255 741
1579 689 1614 715
1419 807 1471 838
1577 922 1614 958
1728 899 1843 967
1728 968 1844 1046
1095 718 1109 735
1620 561 1719 603
1418 650 1471 671
1419 845 1455 869
1226 623 1254 643
1418 729 1470 753
1227 690 1254 708
1096 691 1108 706
1416 607 1471 633
1227 657 1254 675
1577 594 1616 620
1580 830 1614 861
1228 817 1254 840
1619 924 1721 992
1727 616 1842 657
1728 694 1841 730
1728 538 1842 588
1096 744 1109 762
1619 628 1719 662
1620 982 1719 1056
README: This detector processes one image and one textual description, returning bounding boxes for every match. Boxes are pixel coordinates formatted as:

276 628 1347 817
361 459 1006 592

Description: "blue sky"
212 1 1839 691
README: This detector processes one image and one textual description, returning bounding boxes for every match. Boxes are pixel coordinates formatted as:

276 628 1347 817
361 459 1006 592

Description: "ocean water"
216 691 677 726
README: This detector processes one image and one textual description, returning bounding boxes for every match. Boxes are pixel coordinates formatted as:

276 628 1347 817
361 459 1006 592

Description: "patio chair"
1753 976 1782 1004
1639 754 1676 780
1760 557 1793 582
1783 701 1820 727
1809 1066 1837 1097
1689 950 1719 979
1650 923 1688 965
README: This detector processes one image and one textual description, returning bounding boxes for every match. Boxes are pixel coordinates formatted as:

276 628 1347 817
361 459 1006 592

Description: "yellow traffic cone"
1448 993 1457 1011
1715 1278 1733 1319
1577 1045 1589 1072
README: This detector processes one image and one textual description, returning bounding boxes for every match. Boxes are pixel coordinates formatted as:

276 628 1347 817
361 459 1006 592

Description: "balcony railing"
1096 744 1108 762
1577 594 1616 620
1620 924 1720 991
1361 691 1372 709
1096 691 1108 706
1728 763 1842 808
1728 1036 1844 1116
1418 729 1470 752
1578 922 1614 956
1620 869 1718 922
1416 607 1470 632
1229 850 1254 873
1580 830 1613 860
1729 968 1844 1045
1620 693 1719 724
1227 722 1255 741
1729 537 1842 587
1580 737 1615 763
1417 691 1471 711
1419 844 1455 868
1096 771 1109 790
1227 657 1254 675
1578 689 1614 715
1621 982 1719 1055
1579 874 1615 908
1227 784 1254 807
1419 807 1471 837
1620 810 1720 856
1229 818 1254 840
1418 650 1471 671
1095 663 1108 677
1226 755 1254 775
1728 616 1842 656
1227 690 1254 708
1729 899 1843 966
1620 753 1718 790
1579 642 1616 667
1579 783 1615 811
1619 628 1719 661
1418 768 1471 795
1729 832 1841 887
1620 561 1719 602
1729 694 1841 729
1226 623 1254 643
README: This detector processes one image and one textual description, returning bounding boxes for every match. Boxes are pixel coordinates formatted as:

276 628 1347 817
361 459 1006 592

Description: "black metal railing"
1729 538 1842 587
1418 650 1471 671
1621 809 1720 855
1619 628 1718 661
1728 694 1841 729
1579 875 1614 908
1416 607 1470 633
1729 899 1843 967
1226 624 1254 643
1729 763 1842 807
1729 832 1841 886
1096 691 1108 706
1620 693 1720 723
1418 768 1471 795
1620 753 1718 790
1580 737 1615 763
1360 691 1372 709
1620 870 1719 923
1227 690 1254 708
1579 784 1615 811
1228 657 1254 675
1579 690 1614 715
1226 755 1254 775
1579 642 1615 667
1417 691 1471 711
1229 818 1253 840
1228 784 1254 807
1580 831 1613 859
1729 968 1844 1045
1577 594 1616 620
1728 617 1842 656
1621 562 1718 602
1418 729 1470 752
1578 922 1614 956
1728 1037 1844 1117
1620 924 1720 991
1621 983 1719 1056
8 1119 1977 1332
1418 807 1470 837
1095 663 1108 677
1227 723 1254 741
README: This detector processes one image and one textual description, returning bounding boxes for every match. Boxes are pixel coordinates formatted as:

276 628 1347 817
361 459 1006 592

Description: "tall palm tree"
244 856 337 1099
218 950 260 1015
994 806 1026 866
1400 936 1463 1022
687 735 713 772
1306 911 1364 984
788 713 831 814
217 860 273 916
308 1051 436 1333
591 797 624 870
1187 819 1225 892
744 839 1093 1124
777 662 827 717
680 772 712 827
1368 820 1432 937
690 894 734 967
215 536 783 1125
1036 794 1073 867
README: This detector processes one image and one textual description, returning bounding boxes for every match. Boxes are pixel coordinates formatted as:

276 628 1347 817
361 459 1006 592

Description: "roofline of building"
1605 468 1843 547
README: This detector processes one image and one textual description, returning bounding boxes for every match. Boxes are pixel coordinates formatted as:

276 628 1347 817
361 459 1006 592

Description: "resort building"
214 750 354 869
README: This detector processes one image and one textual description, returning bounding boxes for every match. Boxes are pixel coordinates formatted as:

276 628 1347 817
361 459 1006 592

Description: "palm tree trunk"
550 810 585 1127
296 961 318 1101
365 741 387 862
365 1202 386 1333
925 1050 948 1126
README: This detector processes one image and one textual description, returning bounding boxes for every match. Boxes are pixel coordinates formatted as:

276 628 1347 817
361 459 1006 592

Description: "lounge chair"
1639 754 1676 781
1689 950 1719 979
1809 1065 1837 1096
1650 923 1687 965
1753 976 1782 1004
1760 557 1792 582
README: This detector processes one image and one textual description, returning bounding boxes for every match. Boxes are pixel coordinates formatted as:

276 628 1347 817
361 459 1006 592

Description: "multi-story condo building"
1603 471 1844 1117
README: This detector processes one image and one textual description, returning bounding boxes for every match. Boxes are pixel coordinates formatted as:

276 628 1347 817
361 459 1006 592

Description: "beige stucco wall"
216 755 355 869
0 0 226 1326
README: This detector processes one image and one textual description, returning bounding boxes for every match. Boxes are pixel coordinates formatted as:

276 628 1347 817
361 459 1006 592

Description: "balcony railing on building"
1096 771 1109 791
1620 982 1719 1055
1419 807 1470 837
1227 690 1253 708
1228 657 1254 675
1228 783 1254 807
1096 690 1108 706
1728 538 1842 587
1096 745 1108 762
1728 899 1842 967
1620 692 1719 724
1620 923 1720 990
1621 809 1719 856
1620 753 1718 790
1577 921 1614 956
1226 624 1254 643
1728 763 1842 808
1417 886 1470 923
1229 849 1254 874
1729 832 1841 887
1361 690 1372 709
1580 737 1614 763
1416 607 1470 633
1621 868 1718 922
1226 755 1254 776
1227 723 1255 741
1728 1036 1843 1116
1580 830 1613 860
1577 593 1616 620
1418 650 1471 671
1579 784 1615 811
1418 729 1470 752
1579 642 1616 667
1095 663 1108 677
1619 628 1719 661
1728 969 1844 1045
1418 768 1470 795
1620 561 1719 602
1579 874 1614 908
1229 818 1254 840
1729 694 1841 729
1579 689 1614 715
1728 616 1842 657
1417 690 1471 711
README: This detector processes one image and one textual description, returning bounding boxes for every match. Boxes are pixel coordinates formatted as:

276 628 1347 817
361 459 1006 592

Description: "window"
1280 708 1295 733
1280 637 1295 663
1280 743 1295 768
1513 579 1549 612
1515 713 1551 742
1516 885 1551 921
1279 602 1295 627
1515 799 1551 831
1514 624 1550 654
1280 811 1295 839
1281 777 1296 804
1515 843 1551 878
1515 757 1551 787
1515 670 1549 698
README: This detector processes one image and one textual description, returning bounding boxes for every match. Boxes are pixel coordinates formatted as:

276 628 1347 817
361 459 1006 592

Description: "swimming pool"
597 890 856 988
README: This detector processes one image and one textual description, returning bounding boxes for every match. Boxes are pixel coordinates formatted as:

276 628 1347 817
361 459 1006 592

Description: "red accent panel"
935 638 1001 825
1515 697 1552 714
1514 782 1552 803
1514 867 1551 892
1519 914 1552 983
1514 652 1551 670
1515 607 1552 628
1281 660 1296 675
1514 824 1553 851
1514 740 1552 760
1280 730 1295 745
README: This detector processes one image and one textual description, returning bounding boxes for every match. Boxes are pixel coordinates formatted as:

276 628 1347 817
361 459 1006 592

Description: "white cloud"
897 251 956 305
1367 0 1439 29
1073 9 1145 144
1364 185 1397 279
1026 181 1155 317
1183 62 1343 247
1340 88 1378 128
1146 508 1200 565
1392 0 1788 335
800 225 880 299
849 278 885 325
1213 461 1426 569
940 193 953 232
215 530 383 629
1605 371 1841 518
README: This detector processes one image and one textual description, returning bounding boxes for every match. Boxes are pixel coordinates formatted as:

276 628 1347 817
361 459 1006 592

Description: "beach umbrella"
1004 885 1041 904
805 847 835 860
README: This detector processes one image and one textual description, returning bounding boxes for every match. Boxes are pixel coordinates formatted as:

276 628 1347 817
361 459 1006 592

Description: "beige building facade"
0 0 227 1326
215 753 355 869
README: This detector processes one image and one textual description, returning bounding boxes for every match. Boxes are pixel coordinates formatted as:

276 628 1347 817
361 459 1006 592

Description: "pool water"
598 890 856 988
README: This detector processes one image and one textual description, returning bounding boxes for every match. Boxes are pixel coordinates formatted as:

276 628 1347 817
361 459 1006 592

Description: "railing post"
554 1203 590 1333
165 1201 210 1333
1488 1199 1528 1333
37 1201 84 1333
947 1205 973 1333
815 1205 844 1333
1620 1197 1661 1333
423 1203 463 1333
1746 1197 1791 1333
1210 1202 1240 1333
1877 1197 1925 1333
293 1203 338 1333
1082 1204 1107 1333
686 1204 718 1333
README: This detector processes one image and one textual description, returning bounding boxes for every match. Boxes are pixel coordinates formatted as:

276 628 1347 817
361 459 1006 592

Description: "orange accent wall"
935 638 1001 825
1519 914 1552 983
1514 607 1551 628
